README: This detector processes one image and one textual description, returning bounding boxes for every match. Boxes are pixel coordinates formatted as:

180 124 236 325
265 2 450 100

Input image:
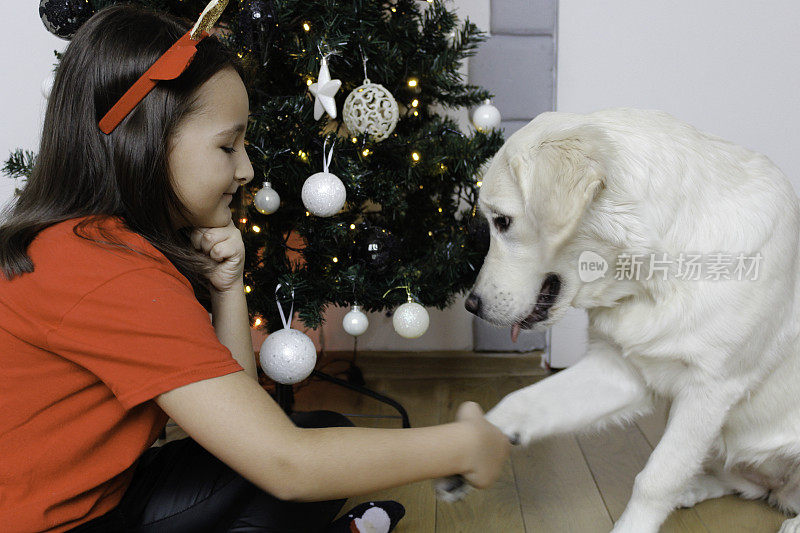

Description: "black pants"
67 410 353 533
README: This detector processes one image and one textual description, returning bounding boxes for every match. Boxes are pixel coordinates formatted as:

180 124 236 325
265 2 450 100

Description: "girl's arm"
154 370 510 501
209 284 258 379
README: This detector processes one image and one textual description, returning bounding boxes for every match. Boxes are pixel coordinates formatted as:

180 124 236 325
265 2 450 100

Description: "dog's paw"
779 516 800 533
485 399 533 446
434 474 473 502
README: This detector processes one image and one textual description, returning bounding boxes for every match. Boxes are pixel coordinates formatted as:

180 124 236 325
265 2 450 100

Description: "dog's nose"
464 292 482 315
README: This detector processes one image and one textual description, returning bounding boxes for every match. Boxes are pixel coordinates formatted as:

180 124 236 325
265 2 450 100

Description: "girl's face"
168 67 254 230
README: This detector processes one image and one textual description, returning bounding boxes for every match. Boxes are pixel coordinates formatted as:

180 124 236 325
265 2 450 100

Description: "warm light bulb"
244 285 252 293
476 180 482 187
351 137 358 143
408 78 418 88
428 231 433 236
350 223 356 229
303 22 310 31
413 110 418 116
253 317 262 327
306 78 313 86
239 218 248 224
438 207 443 213
306 211 311 216
411 99 419 107
391 6 396 12
362 148 371 156
332 257 339 263
252 225 261 233
411 151 420 162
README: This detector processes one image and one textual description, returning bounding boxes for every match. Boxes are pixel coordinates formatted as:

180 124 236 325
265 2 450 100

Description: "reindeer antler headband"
98 0 230 134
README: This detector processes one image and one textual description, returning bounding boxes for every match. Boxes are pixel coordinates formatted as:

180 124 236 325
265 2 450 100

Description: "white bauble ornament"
472 100 501 131
301 171 346 217
259 327 317 384
342 304 369 336
343 79 399 142
392 301 430 339
41 73 54 99
253 181 280 214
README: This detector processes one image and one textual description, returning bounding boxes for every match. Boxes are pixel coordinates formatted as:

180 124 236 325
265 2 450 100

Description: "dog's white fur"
440 108 800 532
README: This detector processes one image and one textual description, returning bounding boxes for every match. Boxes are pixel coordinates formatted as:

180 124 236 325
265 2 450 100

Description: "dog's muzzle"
465 273 562 341
510 273 562 341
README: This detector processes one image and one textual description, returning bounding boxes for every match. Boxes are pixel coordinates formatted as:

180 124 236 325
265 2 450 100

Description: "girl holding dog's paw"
0 4 510 532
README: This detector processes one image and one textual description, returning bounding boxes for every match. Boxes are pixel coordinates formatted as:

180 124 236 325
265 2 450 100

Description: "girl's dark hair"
0 3 246 307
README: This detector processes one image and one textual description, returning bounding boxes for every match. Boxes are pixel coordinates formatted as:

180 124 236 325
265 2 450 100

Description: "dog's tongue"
511 323 521 343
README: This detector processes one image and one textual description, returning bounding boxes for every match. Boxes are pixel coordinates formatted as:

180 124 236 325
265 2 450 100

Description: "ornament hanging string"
359 44 370 84
317 43 340 63
275 284 295 329
383 285 414 303
345 273 358 305
322 137 335 173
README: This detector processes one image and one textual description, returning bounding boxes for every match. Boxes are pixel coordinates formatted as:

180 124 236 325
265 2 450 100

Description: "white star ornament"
308 56 341 120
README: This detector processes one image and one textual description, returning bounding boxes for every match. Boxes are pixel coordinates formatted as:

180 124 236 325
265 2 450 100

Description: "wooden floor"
289 351 787 533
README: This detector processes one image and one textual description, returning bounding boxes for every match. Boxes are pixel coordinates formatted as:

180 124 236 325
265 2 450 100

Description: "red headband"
98 0 229 134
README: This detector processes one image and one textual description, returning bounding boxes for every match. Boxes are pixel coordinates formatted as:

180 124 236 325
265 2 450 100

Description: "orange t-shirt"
0 216 244 532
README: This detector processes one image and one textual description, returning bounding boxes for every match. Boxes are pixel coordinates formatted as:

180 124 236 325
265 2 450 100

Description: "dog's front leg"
485 339 652 446
435 338 652 502
612 386 736 533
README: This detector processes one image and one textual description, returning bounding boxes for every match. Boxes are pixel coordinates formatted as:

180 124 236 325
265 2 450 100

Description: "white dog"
437 108 800 533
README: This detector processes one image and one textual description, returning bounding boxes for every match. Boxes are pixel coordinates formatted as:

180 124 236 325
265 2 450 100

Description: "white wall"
0 3 66 207
557 0 800 192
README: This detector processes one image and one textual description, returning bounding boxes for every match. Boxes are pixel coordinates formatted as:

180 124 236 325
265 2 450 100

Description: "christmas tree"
5 0 503 338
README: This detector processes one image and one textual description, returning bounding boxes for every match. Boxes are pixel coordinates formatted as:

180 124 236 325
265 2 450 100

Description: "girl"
0 4 511 533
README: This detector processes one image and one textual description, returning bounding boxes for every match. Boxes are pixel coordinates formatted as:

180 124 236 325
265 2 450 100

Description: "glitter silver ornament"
301 172 346 217
392 301 430 339
254 181 280 214
472 100 502 131
342 304 369 336
343 78 399 142
301 138 346 217
260 283 317 384
259 328 317 384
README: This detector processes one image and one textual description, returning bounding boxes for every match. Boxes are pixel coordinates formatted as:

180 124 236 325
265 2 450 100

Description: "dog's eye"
493 216 512 232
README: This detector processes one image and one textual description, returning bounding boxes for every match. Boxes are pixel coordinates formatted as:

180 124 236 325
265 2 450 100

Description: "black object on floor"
325 500 406 533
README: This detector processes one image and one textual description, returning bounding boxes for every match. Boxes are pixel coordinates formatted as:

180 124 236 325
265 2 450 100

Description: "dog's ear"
510 123 608 246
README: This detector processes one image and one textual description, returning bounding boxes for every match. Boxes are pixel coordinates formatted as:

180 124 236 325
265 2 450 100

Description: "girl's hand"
457 401 512 489
190 219 245 293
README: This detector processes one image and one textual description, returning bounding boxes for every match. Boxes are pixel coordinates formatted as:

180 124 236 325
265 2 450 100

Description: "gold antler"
190 0 230 40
